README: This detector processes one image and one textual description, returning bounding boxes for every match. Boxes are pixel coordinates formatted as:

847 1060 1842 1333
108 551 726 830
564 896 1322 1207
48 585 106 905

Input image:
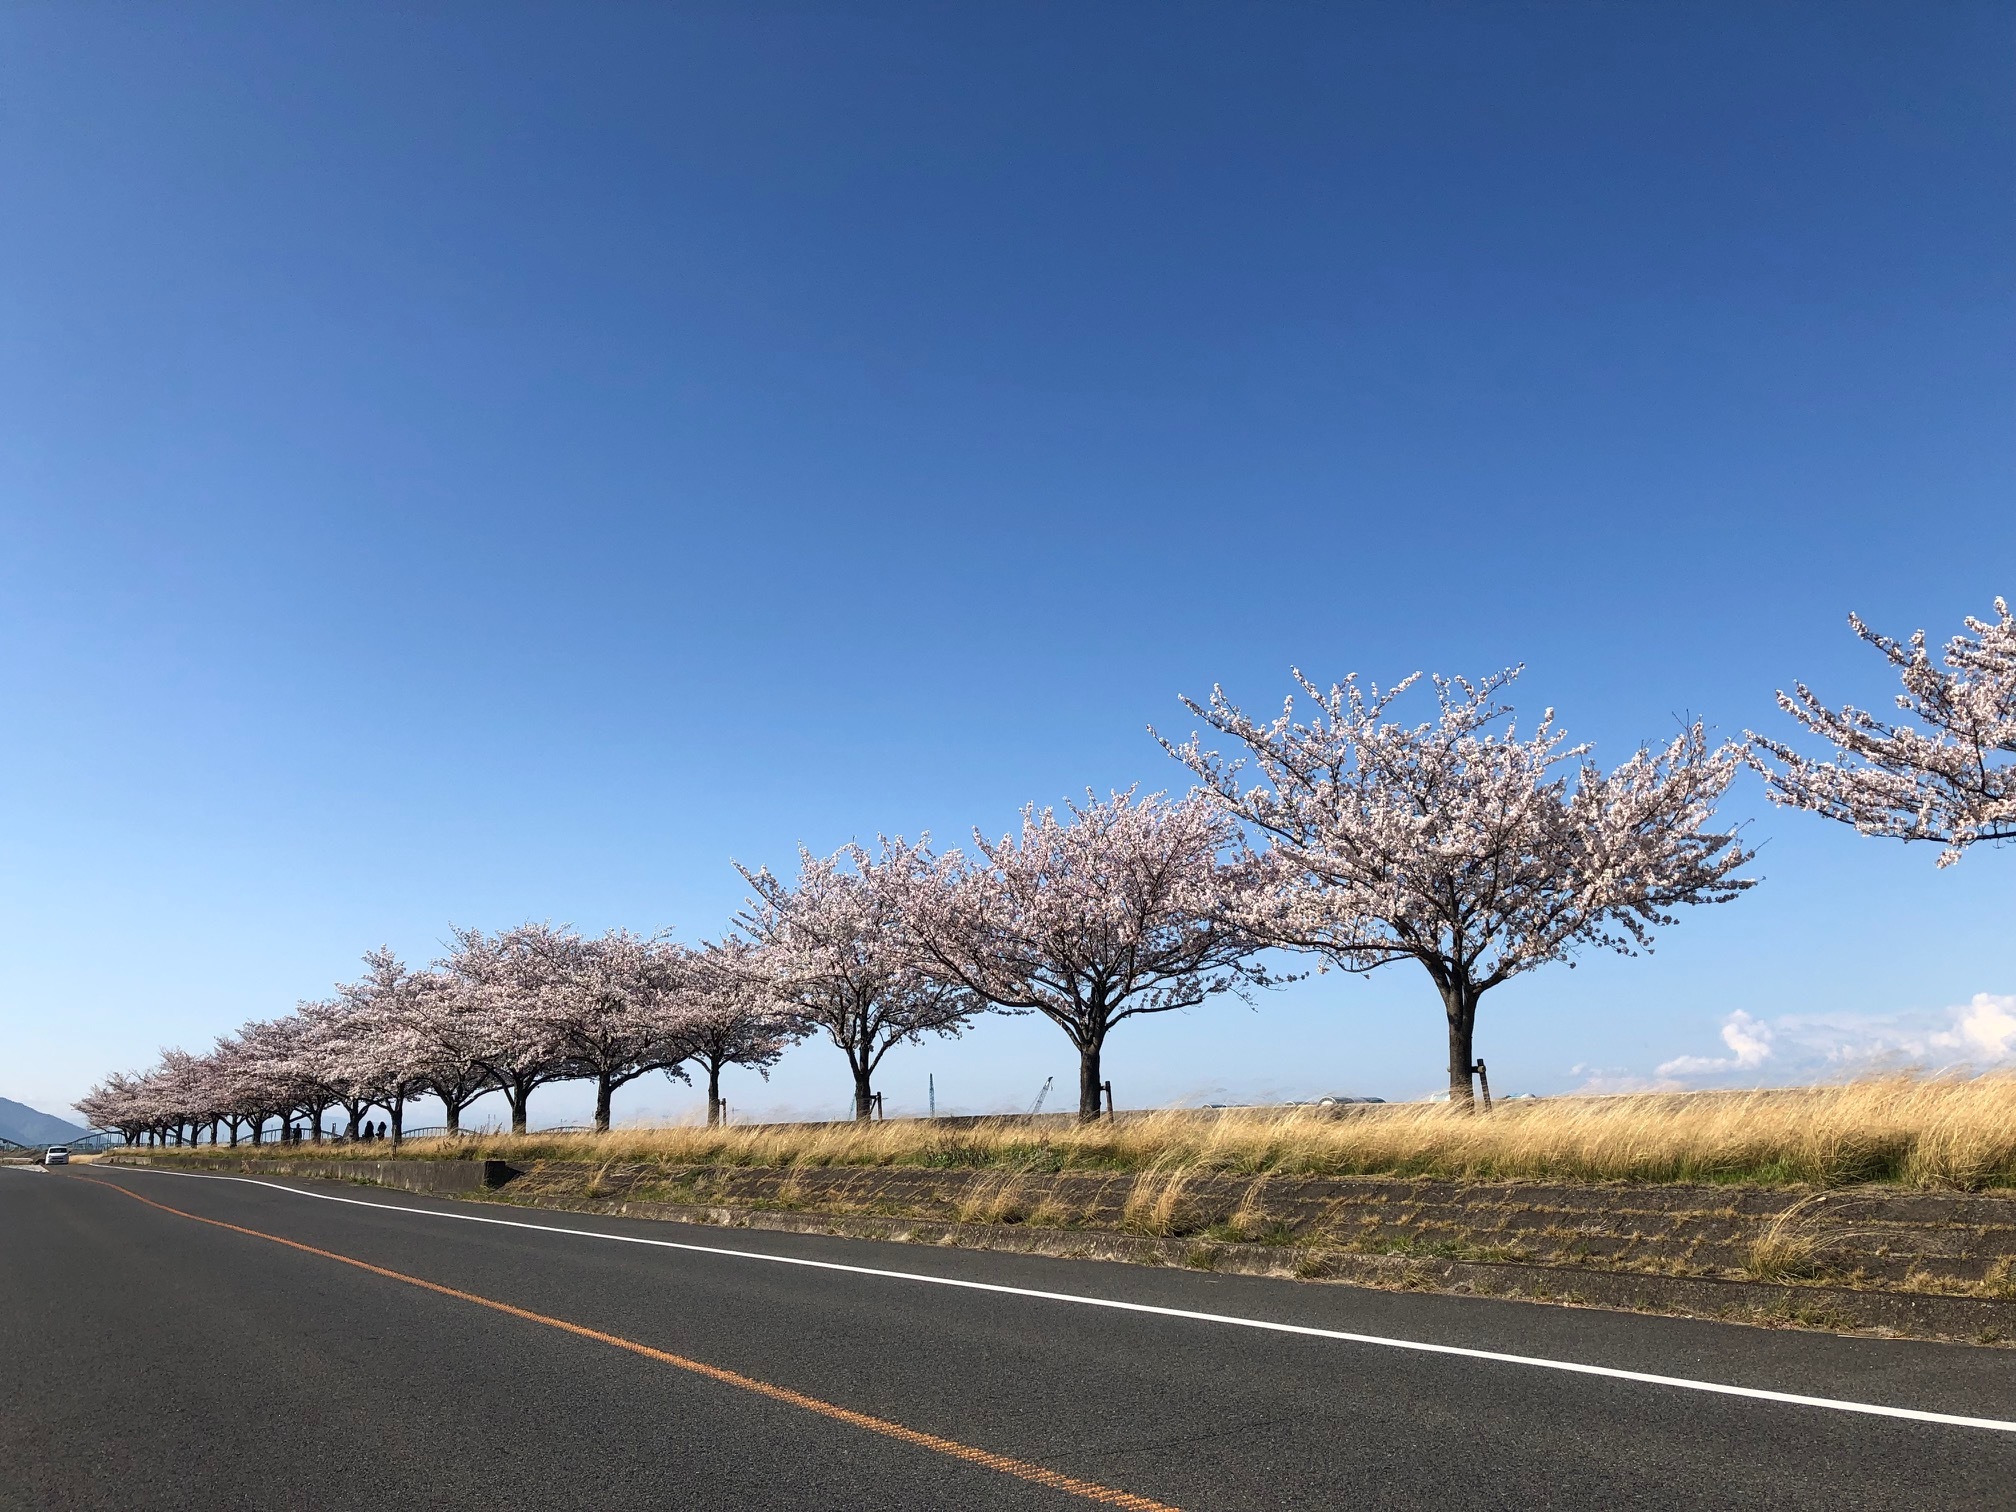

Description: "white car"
42 1146 68 1166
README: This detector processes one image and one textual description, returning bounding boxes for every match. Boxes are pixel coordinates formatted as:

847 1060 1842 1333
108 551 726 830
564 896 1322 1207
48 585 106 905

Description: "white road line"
94 1165 2016 1435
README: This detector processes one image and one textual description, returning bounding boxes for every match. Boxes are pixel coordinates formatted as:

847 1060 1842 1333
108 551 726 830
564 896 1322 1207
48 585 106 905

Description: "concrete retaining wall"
101 1154 517 1194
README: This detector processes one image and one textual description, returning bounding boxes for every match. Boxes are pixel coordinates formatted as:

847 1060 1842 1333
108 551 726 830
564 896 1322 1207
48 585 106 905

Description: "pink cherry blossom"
1749 598 2015 867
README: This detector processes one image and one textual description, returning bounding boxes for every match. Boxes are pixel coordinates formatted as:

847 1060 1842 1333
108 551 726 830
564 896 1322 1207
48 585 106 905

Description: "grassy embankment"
141 1074 2016 1190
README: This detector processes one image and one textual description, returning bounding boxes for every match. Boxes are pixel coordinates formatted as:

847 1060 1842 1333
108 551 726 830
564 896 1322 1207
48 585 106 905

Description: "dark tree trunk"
1443 981 1478 1110
1078 1039 1105 1123
594 1074 614 1134
853 1065 874 1122
445 1101 462 1135
707 1059 724 1128
507 1082 530 1135
389 1096 405 1149
249 1118 262 1146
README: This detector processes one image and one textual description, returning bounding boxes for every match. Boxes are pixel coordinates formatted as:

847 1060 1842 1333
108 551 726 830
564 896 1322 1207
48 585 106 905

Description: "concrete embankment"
103 1152 2016 1343
102 1153 520 1196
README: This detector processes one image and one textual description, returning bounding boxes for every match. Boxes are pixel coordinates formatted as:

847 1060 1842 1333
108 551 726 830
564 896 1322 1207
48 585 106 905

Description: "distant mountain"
0 1097 90 1146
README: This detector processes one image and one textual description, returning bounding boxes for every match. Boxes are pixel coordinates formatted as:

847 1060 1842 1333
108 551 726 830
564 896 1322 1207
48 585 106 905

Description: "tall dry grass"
148 1074 2016 1191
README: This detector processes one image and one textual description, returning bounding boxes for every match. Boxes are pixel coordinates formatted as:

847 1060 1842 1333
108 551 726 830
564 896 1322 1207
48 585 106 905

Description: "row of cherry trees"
80 597 2011 1137
76 927 791 1146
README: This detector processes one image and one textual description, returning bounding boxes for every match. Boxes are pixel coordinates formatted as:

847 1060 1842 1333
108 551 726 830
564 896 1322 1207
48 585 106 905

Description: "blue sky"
2 2 2010 1128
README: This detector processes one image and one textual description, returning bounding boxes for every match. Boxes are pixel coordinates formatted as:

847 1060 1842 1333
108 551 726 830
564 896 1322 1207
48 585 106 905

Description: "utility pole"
928 1074 935 1119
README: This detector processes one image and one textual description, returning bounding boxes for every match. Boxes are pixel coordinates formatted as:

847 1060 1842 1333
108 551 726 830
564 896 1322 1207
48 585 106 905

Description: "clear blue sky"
3 2 2010 1128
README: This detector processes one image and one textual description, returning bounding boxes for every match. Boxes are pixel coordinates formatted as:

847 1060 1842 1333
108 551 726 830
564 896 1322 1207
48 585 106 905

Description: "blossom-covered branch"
1749 598 2015 866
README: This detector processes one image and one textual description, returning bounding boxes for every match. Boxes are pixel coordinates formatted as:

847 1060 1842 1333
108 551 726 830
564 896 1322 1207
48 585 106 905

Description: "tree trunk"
853 1065 874 1122
445 1101 461 1136
250 1118 262 1146
508 1082 530 1135
1444 985 1478 1110
594 1074 614 1134
390 1096 405 1149
707 1060 724 1128
1078 1039 1105 1123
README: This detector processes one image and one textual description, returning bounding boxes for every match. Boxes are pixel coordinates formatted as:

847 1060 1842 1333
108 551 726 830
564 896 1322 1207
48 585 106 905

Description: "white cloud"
1651 993 2016 1086
1954 993 2016 1061
1656 1010 1774 1078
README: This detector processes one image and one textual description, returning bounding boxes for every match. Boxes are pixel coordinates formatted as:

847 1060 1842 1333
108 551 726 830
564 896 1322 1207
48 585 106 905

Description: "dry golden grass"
137 1073 2016 1191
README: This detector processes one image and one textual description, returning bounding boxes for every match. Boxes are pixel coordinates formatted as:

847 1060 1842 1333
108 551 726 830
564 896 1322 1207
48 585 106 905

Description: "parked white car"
42 1146 68 1166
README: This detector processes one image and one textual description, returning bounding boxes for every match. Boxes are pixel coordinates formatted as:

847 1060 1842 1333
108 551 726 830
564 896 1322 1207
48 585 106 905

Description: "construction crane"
1028 1076 1054 1116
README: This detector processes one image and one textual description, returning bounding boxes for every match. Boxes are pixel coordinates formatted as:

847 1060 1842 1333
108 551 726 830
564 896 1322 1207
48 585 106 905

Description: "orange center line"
73 1174 1181 1512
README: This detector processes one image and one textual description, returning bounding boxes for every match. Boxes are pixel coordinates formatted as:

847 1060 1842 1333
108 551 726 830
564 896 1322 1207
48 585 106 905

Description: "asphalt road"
5 1165 2015 1511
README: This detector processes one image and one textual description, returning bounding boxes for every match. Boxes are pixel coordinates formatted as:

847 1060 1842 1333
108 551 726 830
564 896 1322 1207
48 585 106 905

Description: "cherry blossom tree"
443 924 575 1135
237 1011 326 1141
507 925 692 1132
76 1071 149 1146
909 790 1273 1121
1749 598 2014 867
674 938 800 1126
201 1034 270 1146
116 1064 174 1145
153 1048 210 1144
1164 666 1755 1106
334 947 445 1145
737 840 979 1120
292 997 388 1140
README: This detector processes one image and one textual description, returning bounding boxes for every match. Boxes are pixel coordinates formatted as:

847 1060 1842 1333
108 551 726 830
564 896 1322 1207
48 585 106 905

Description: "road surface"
4 1163 2014 1509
